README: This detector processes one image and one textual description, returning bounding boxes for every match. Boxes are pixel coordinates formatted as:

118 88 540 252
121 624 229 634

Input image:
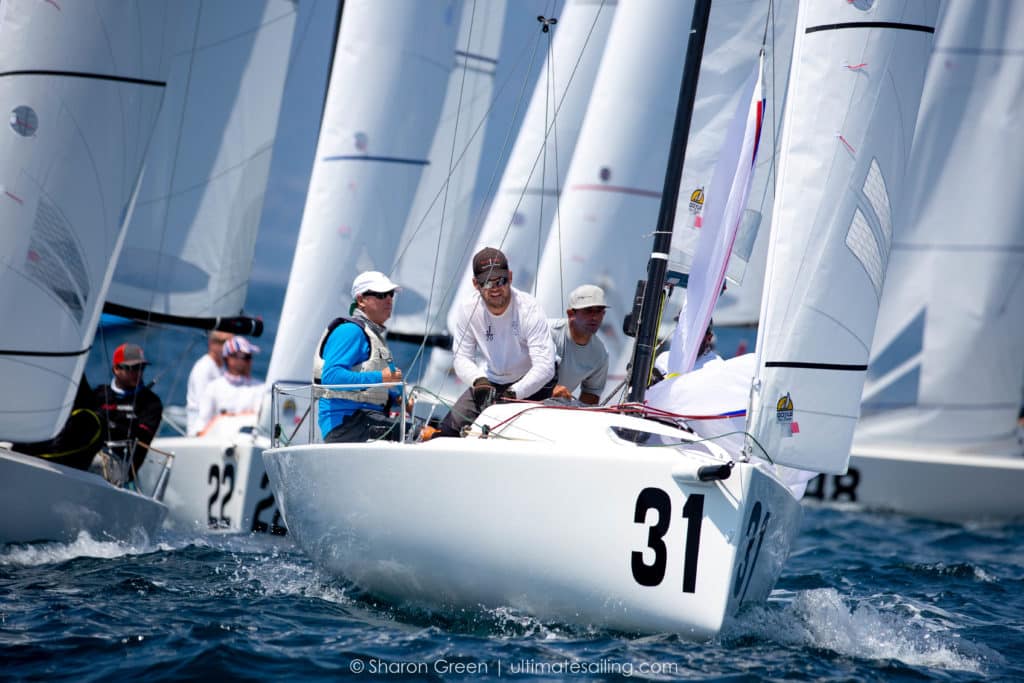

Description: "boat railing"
269 380 408 448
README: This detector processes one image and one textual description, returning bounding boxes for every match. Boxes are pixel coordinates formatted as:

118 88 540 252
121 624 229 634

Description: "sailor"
652 319 722 384
185 330 233 435
193 337 264 435
314 271 405 443
549 284 609 405
93 343 163 481
438 247 556 437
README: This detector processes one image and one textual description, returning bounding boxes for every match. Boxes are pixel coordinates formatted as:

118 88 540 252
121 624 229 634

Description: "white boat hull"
263 406 800 637
138 414 285 535
0 448 166 545
806 446 1024 523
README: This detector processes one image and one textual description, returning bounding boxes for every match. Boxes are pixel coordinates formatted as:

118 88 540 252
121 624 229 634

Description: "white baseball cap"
351 271 400 298
568 284 607 309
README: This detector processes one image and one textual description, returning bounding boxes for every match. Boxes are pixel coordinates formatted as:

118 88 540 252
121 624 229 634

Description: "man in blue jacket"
313 271 405 442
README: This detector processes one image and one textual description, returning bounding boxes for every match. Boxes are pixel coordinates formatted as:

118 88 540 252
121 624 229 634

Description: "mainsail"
105 0 297 326
748 0 939 474
453 0 616 300
262 0 461 398
0 1 183 441
388 1 508 346
855 0 1024 455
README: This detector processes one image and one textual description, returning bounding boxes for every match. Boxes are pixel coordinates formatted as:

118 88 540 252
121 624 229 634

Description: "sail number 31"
630 488 704 592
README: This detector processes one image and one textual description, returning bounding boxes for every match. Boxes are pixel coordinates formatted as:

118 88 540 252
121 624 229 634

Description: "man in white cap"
549 284 609 405
313 270 405 442
193 336 264 435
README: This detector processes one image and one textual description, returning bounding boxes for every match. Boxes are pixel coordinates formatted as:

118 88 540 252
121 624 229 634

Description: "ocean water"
2 508 1021 681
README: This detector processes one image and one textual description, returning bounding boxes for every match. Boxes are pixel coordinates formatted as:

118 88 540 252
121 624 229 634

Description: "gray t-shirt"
549 318 609 397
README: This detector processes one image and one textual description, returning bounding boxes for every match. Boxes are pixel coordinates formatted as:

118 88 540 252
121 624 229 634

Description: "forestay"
748 0 938 474
0 0 182 441
262 0 461 400
106 0 297 321
856 0 1024 455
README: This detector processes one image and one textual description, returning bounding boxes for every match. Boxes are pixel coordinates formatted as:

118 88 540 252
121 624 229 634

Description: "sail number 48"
630 488 704 592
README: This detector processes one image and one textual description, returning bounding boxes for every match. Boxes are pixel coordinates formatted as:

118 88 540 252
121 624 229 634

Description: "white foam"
0 531 153 566
731 588 983 673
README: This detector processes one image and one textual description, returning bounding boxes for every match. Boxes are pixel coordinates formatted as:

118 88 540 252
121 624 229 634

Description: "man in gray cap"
549 284 609 405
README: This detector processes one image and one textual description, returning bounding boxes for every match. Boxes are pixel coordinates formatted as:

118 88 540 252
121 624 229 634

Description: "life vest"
312 316 393 406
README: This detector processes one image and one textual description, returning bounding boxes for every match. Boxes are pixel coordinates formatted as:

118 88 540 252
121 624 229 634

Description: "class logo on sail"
775 393 794 423
688 187 705 214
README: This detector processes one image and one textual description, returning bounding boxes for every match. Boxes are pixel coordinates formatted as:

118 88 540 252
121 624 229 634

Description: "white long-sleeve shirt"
450 287 555 399
193 373 264 435
186 354 221 435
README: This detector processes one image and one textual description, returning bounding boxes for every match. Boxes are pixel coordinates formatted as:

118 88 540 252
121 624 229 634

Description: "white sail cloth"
453 0 616 301
748 0 939 474
855 0 1024 455
262 0 462 401
532 0 791 390
0 1 183 440
107 0 297 320
389 1 507 341
666 55 764 376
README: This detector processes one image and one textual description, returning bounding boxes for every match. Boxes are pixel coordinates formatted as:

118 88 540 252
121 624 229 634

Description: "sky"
249 0 563 289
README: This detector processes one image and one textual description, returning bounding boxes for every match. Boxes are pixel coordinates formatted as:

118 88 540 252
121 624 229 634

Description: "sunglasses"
116 364 144 372
480 276 508 290
364 291 395 300
230 354 253 361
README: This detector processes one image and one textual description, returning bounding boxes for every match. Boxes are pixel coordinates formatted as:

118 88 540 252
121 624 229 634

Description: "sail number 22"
631 488 704 592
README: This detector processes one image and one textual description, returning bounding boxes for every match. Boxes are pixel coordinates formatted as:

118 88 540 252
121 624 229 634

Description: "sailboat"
807 0 1024 522
0 1 189 544
262 0 938 637
139 0 482 533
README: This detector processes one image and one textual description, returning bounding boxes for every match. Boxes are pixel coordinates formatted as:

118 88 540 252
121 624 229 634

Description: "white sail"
667 55 764 375
263 0 462 394
855 0 1024 456
452 0 615 301
106 1 297 320
389 1 507 341
748 0 938 474
534 0 789 389
0 1 182 441
416 0 614 401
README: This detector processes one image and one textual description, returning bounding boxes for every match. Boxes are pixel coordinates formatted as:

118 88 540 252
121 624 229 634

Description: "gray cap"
568 284 607 309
